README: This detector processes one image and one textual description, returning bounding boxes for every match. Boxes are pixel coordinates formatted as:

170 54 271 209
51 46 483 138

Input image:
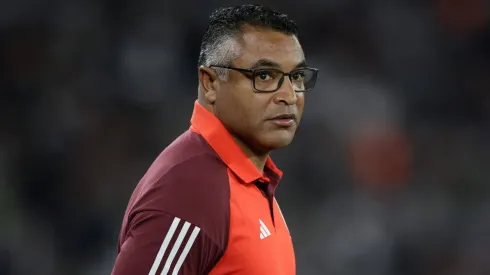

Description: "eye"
257 71 273 81
291 71 306 81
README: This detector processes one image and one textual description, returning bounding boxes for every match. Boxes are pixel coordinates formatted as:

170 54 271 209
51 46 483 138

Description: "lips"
270 113 296 121
268 113 297 127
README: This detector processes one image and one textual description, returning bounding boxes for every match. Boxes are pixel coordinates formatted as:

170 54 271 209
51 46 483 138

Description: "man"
112 4 318 275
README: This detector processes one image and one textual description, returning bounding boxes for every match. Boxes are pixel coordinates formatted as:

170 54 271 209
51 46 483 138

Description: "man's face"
214 28 306 154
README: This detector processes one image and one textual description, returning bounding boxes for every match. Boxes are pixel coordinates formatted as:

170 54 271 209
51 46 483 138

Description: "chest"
210 173 296 275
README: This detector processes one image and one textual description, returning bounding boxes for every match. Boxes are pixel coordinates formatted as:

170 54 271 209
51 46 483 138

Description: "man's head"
198 5 317 155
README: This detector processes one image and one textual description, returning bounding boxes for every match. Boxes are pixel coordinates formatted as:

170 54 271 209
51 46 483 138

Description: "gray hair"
200 35 242 80
198 5 298 81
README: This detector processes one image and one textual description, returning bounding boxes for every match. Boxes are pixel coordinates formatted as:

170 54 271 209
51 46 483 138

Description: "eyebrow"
293 60 308 69
248 59 308 70
249 59 281 69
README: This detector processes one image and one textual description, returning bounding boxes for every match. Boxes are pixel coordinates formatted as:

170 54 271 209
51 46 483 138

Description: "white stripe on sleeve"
171 226 201 275
148 217 181 275
160 221 191 275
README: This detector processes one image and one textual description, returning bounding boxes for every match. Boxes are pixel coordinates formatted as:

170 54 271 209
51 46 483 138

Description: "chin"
260 130 296 150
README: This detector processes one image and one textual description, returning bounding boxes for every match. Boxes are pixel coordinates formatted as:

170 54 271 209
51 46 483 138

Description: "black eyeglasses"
209 65 319 93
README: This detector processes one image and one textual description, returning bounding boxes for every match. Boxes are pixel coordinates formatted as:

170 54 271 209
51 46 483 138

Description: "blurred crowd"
1 0 490 274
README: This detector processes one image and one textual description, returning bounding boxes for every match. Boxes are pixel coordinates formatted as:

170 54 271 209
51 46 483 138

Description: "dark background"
1 0 490 274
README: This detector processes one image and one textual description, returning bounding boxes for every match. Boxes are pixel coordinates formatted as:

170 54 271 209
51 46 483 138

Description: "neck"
200 100 269 172
249 154 268 173
232 136 269 172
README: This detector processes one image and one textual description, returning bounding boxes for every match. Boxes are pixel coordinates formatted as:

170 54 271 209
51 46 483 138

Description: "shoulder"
115 131 231 274
129 130 230 232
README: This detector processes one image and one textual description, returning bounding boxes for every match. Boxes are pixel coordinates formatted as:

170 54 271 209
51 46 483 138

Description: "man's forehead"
235 28 305 67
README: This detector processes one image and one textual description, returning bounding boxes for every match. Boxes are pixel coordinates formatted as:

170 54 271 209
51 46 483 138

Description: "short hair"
198 4 299 79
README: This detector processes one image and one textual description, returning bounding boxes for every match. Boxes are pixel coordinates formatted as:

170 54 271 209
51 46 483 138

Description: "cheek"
217 86 256 127
296 93 305 118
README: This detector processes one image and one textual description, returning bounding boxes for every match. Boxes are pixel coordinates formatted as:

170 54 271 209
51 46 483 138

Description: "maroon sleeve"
112 154 230 275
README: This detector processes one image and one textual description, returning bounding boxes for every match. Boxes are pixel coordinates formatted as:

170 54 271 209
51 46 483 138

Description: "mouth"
268 113 297 127
271 113 296 120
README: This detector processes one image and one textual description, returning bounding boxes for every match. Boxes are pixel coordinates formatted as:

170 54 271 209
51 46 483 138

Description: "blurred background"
1 0 490 274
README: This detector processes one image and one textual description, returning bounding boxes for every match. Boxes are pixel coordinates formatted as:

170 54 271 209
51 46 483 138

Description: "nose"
273 76 297 105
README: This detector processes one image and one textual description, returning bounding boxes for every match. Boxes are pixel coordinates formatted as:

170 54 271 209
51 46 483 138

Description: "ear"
198 66 219 104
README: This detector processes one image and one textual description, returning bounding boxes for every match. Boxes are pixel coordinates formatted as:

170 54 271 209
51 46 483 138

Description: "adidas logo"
259 219 271 240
